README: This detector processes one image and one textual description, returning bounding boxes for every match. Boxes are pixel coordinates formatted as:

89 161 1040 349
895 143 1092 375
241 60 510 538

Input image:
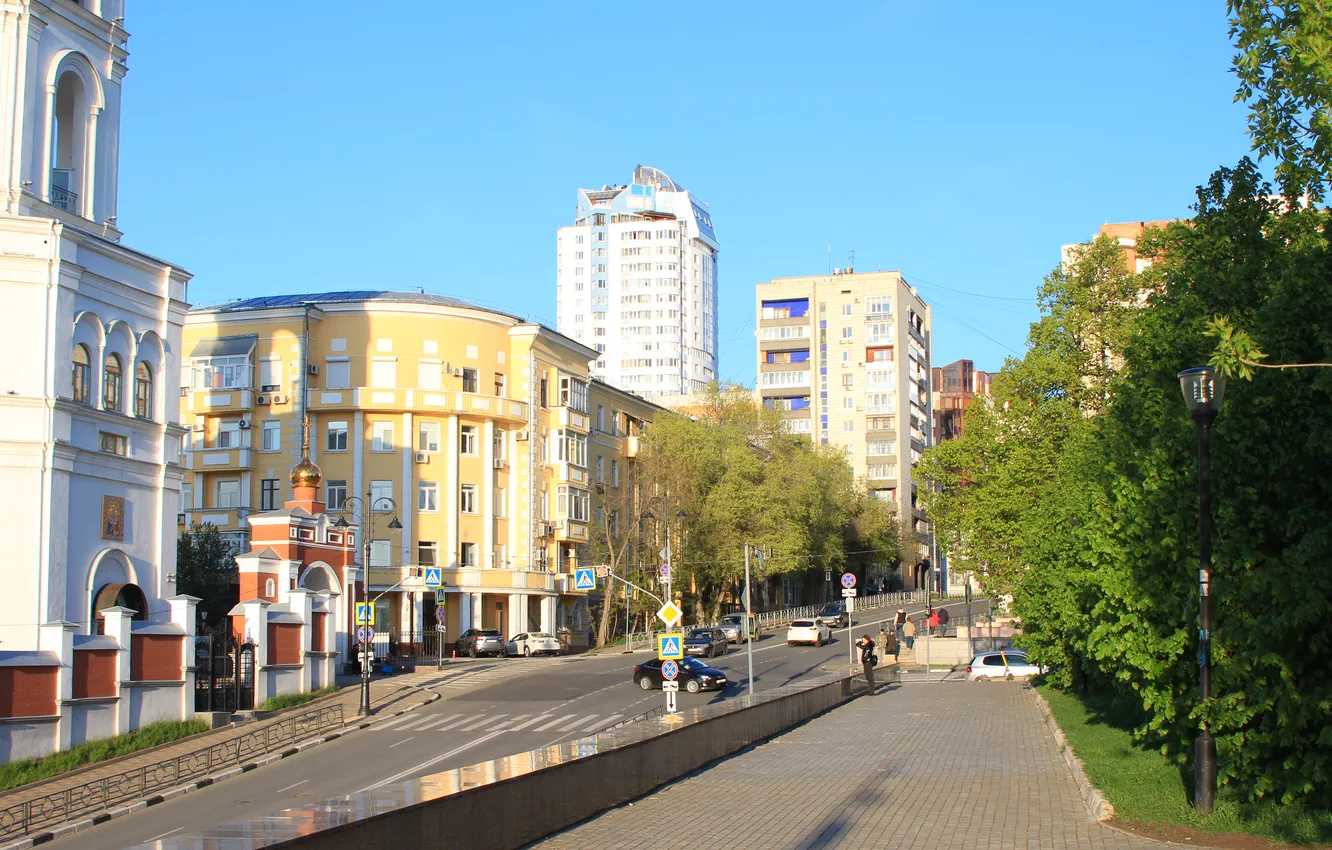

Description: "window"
555 429 587 467
842 304 853 316
866 393 896 415
867 464 893 479
327 420 348 451
258 359 281 391
326 480 347 510
260 479 279 511
192 355 250 390
866 322 894 345
841 326 854 340
868 440 896 456
611 459 620 487
71 344 91 403
843 421 855 432
371 421 394 452
866 296 892 317
418 541 438 566
558 485 590 522
103 353 123 412
596 456 605 484
559 376 588 412
261 420 281 452
493 429 505 460
418 421 440 452
370 539 391 567
596 405 605 432
460 542 477 567
216 420 241 449
417 360 441 390
494 372 506 396
370 479 393 507
325 360 351 389
418 481 438 512
461 368 478 393
370 359 396 389
98 431 127 455
539 376 549 408
842 374 854 388
844 397 854 409
215 479 241 508
460 425 478 455
180 481 193 513
134 362 153 418
493 487 505 518
460 484 477 514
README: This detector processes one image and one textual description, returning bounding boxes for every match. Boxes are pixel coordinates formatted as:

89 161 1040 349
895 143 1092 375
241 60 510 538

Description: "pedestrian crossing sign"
424 567 443 589
355 602 373 626
574 568 595 591
657 632 684 660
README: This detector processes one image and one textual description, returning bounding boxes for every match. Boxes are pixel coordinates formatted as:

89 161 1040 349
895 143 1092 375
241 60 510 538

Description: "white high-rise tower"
556 166 719 398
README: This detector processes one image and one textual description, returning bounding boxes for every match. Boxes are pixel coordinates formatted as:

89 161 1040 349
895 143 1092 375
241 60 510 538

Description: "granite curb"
1030 684 1116 822
0 683 442 850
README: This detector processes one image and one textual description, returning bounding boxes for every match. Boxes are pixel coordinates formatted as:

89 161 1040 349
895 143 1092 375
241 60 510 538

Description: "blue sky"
120 2 1251 379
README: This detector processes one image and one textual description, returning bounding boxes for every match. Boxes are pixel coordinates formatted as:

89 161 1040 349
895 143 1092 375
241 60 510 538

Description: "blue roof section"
192 290 520 322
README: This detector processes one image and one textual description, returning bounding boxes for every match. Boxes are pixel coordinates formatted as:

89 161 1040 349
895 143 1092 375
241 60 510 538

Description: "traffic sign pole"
842 573 857 673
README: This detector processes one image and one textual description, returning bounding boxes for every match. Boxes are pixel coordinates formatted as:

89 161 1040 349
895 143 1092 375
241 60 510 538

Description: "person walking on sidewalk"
894 607 907 644
875 627 889 665
857 634 878 694
903 616 916 650
885 626 899 662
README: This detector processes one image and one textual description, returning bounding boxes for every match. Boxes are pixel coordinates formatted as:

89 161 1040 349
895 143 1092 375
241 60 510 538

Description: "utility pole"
744 544 757 696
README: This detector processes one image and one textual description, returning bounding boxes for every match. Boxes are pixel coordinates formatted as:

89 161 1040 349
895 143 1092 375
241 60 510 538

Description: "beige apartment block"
755 269 933 576
180 292 660 657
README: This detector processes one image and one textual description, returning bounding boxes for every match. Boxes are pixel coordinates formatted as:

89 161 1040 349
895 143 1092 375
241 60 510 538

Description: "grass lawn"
0 720 208 792
1040 686 1332 846
259 684 340 712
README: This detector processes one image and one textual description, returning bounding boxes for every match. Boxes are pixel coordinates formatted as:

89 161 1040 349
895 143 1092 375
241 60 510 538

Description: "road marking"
558 715 597 732
411 714 460 731
489 714 528 731
369 715 417 731
388 736 416 749
459 715 499 731
434 715 475 731
583 714 620 730
275 779 309 793
506 714 552 731
362 728 512 791
534 713 576 731
149 827 183 841
389 715 443 732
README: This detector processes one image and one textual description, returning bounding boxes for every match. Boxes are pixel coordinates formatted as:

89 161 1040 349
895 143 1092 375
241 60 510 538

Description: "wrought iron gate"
194 622 256 713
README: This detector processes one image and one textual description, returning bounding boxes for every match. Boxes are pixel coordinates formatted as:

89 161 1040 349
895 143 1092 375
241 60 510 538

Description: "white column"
470 592 483 631
100 606 134 735
38 85 53 201
540 596 555 634
459 590 472 632
506 594 521 638
352 411 365 529
507 431 518 567
82 106 99 219
167 595 199 719
38 621 75 750
482 420 494 567
446 414 459 568
286 589 313 694
400 411 413 568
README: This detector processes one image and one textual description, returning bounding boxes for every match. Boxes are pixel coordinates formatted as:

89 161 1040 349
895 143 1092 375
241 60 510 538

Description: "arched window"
103 353 122 412
72 343 91 403
134 361 153 419
50 70 87 214
264 578 276 598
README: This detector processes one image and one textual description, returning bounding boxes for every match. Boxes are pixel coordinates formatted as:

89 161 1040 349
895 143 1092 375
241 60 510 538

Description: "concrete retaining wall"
237 674 862 850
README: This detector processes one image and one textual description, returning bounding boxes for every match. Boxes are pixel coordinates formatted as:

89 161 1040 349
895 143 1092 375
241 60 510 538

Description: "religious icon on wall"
101 495 125 541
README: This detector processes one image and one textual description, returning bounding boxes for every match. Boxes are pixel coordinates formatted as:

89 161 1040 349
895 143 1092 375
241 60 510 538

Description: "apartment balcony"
555 462 590 486
557 406 590 431
183 387 253 415
185 446 252 472
305 388 528 423
50 183 78 213
553 519 589 543
184 505 253 531
626 435 640 458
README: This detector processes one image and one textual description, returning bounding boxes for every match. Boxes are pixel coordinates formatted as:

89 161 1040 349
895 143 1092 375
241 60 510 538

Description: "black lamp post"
1178 365 1225 813
335 495 402 716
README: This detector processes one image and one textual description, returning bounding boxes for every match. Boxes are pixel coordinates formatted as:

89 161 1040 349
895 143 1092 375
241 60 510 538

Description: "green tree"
1230 0 1332 199
176 524 237 629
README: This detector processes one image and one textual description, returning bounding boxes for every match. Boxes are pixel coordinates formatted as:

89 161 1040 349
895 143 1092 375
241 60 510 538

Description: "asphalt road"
49 597 982 850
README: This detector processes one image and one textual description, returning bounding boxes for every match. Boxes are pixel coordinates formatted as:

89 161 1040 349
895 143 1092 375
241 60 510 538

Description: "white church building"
0 0 196 760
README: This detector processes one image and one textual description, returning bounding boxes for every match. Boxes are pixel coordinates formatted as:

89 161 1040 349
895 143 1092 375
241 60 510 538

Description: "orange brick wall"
73 649 118 698
0 667 57 717
311 612 327 652
268 623 302 665
130 635 184 682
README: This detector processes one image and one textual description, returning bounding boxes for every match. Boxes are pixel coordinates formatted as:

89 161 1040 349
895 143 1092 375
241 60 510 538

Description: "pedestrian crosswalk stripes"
370 711 625 737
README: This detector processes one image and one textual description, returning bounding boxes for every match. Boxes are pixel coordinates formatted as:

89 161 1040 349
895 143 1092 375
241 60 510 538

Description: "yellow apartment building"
179 291 659 658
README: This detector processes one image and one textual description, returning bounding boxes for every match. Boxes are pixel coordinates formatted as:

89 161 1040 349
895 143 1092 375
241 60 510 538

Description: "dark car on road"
684 628 728 658
633 657 728 694
817 603 846 629
454 628 505 658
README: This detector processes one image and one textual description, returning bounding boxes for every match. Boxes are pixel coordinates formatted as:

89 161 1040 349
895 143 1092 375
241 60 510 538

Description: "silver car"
966 650 1044 681
505 632 563 657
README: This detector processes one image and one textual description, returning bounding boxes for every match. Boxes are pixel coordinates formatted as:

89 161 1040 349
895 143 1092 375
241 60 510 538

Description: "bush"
260 685 340 712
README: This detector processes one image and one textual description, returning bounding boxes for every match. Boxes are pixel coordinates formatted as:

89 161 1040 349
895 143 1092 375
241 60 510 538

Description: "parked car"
816 603 846 629
633 657 728 693
684 628 728 658
966 650 1045 681
454 629 506 658
786 618 832 647
718 613 759 643
505 632 563 657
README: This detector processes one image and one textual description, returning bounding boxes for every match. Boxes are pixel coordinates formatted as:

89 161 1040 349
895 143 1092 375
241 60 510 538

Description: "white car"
505 632 563 657
966 650 1044 681
786 618 831 647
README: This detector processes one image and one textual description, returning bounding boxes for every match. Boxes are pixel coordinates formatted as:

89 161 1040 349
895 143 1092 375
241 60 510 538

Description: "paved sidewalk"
0 670 439 818
531 684 1202 850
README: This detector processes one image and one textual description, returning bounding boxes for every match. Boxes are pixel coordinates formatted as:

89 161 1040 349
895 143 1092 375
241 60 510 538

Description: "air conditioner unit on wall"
415 452 430 464
271 394 287 404
452 368 464 377
308 364 319 376
255 394 269 405
237 420 250 429
515 430 530 441
493 458 504 469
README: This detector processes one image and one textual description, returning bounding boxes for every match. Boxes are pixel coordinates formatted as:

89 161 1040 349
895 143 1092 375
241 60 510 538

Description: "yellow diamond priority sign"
656 601 682 628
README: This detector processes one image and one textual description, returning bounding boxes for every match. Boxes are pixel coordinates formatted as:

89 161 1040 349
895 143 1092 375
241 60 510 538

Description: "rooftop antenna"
848 249 856 271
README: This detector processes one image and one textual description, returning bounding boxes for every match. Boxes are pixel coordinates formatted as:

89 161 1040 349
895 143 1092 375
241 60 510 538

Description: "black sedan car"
633 657 728 694
684 628 728 658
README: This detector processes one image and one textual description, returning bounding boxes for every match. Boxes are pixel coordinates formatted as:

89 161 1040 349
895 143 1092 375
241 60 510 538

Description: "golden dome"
290 420 322 488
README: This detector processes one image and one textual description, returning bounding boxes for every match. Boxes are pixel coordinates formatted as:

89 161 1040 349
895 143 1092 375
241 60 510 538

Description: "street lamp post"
1178 366 1225 813
335 492 402 717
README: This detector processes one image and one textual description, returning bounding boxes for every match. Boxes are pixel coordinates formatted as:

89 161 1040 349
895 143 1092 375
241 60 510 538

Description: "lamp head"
334 516 349 529
1178 367 1225 421
388 516 403 530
